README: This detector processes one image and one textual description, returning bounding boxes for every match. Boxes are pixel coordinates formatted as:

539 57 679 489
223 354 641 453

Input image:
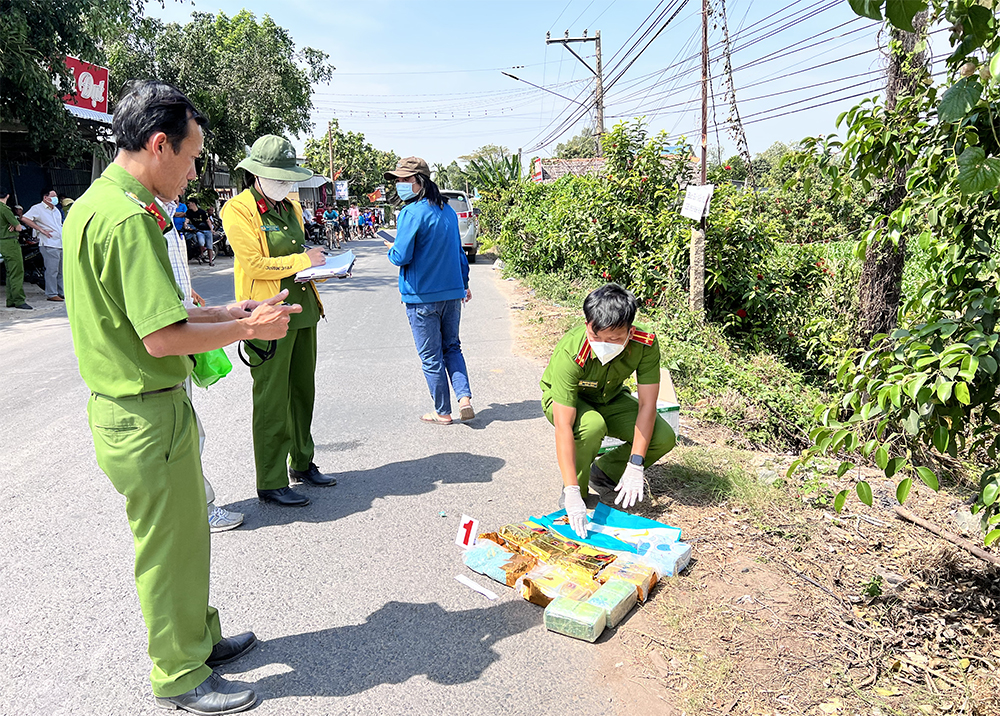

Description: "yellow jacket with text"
219 189 323 315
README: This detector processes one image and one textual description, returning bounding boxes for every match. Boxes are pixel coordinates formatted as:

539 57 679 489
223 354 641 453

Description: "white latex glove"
614 462 645 509
563 485 588 539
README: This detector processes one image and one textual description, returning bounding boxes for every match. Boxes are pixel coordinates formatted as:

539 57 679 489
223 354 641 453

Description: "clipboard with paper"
294 250 356 282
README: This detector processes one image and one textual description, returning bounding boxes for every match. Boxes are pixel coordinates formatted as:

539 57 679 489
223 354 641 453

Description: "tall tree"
301 119 397 199
1 0 145 159
106 11 333 186
855 11 929 348
554 127 597 159
459 144 510 165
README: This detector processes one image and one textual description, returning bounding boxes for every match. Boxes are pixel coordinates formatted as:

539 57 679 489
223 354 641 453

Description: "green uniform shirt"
63 163 192 398
249 186 320 331
0 202 19 240
540 323 661 407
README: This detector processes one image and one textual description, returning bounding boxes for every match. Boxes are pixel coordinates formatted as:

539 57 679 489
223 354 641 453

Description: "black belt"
92 383 184 400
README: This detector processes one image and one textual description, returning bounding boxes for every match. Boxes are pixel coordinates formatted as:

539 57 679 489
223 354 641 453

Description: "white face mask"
258 178 294 202
590 340 626 365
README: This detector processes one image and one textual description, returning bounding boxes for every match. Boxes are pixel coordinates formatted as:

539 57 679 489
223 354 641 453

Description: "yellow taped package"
596 557 657 602
553 544 618 576
498 521 548 552
520 532 582 563
515 564 601 607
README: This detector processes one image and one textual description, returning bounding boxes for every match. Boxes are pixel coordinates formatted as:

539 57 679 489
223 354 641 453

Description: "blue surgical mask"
396 182 416 201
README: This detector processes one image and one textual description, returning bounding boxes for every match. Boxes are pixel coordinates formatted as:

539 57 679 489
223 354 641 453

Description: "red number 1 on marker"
455 514 479 549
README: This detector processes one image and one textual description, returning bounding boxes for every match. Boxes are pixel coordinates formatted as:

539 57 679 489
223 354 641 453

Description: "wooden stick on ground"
893 506 1000 567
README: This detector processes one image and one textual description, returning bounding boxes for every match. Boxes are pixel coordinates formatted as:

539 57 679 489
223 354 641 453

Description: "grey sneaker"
208 504 244 533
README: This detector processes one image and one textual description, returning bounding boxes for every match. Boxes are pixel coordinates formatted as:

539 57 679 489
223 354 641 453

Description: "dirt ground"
492 269 1000 716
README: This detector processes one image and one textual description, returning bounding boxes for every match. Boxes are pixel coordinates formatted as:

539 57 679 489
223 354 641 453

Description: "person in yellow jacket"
221 135 335 507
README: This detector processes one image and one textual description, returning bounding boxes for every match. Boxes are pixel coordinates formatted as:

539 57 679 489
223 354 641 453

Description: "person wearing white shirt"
159 196 245 533
21 188 64 301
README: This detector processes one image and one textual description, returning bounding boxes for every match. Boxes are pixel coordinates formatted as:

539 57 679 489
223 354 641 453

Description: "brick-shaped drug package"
544 597 606 642
587 579 638 628
516 564 602 607
596 557 658 602
498 521 548 552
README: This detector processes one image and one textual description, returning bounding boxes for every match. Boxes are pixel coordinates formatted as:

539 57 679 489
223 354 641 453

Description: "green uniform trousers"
1 237 25 306
250 325 317 490
543 390 677 498
87 388 221 698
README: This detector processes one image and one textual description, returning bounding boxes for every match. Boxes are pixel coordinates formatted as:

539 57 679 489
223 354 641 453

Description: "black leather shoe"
257 486 310 506
206 632 257 667
153 671 256 714
12 303 32 310
589 463 617 493
289 462 337 486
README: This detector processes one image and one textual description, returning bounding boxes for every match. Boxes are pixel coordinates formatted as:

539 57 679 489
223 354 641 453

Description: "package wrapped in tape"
587 579 638 628
498 521 548 552
596 557 657 602
519 532 581 563
553 544 618 576
544 596 606 642
633 540 692 578
463 538 538 587
515 564 601 607
478 532 508 548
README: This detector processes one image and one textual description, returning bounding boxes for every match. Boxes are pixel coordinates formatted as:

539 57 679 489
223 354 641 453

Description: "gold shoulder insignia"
574 340 592 367
631 330 655 346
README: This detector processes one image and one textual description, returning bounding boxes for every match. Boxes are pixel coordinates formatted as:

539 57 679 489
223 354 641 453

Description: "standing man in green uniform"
540 283 676 538
221 135 334 508
0 187 31 309
63 80 301 714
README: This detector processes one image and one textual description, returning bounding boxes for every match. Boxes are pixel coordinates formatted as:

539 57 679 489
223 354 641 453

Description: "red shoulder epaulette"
255 197 269 216
631 330 655 346
574 340 592 367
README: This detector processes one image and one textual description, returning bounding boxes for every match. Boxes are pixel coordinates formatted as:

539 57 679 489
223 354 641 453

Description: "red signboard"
63 56 109 114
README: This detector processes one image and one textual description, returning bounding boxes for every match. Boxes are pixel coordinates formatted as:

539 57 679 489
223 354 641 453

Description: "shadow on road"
223 451 504 529
461 399 542 431
237 599 540 698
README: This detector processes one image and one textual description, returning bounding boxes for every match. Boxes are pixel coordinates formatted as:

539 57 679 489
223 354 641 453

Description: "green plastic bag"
191 348 233 388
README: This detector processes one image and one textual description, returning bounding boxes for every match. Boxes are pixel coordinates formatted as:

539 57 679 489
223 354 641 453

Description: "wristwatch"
629 454 644 467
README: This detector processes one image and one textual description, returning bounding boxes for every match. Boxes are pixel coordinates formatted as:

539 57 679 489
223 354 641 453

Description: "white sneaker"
208 503 244 533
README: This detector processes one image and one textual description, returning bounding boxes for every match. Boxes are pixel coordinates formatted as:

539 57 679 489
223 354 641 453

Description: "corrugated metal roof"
65 104 113 124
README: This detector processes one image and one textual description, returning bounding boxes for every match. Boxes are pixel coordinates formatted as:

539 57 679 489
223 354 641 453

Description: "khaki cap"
384 156 430 181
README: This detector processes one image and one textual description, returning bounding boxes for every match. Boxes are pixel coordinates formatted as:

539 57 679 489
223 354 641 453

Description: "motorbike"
21 238 45 289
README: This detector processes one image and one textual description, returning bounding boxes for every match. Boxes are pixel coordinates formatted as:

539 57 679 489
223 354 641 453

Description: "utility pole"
546 29 604 155
327 120 334 203
689 0 709 316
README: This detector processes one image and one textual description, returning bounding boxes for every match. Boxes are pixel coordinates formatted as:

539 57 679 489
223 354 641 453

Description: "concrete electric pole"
546 29 605 155
689 0 709 316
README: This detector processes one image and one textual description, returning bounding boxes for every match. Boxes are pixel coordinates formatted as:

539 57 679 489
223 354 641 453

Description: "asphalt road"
0 238 615 715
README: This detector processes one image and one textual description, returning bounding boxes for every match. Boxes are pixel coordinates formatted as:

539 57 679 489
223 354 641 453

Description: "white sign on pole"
681 184 715 221
334 180 349 200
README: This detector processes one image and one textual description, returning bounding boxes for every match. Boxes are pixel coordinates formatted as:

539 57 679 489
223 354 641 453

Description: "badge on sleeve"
124 191 169 232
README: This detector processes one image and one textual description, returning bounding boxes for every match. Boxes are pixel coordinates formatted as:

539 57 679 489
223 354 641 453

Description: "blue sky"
145 1 941 167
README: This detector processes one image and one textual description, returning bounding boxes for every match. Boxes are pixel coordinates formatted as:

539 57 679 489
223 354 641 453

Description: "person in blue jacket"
384 156 475 425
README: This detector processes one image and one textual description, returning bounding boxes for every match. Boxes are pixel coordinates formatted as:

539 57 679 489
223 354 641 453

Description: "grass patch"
508 269 829 452
649 446 790 519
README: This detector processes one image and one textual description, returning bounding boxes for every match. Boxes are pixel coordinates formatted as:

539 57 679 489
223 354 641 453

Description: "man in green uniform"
63 80 300 714
0 187 31 309
221 136 332 508
541 283 676 538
